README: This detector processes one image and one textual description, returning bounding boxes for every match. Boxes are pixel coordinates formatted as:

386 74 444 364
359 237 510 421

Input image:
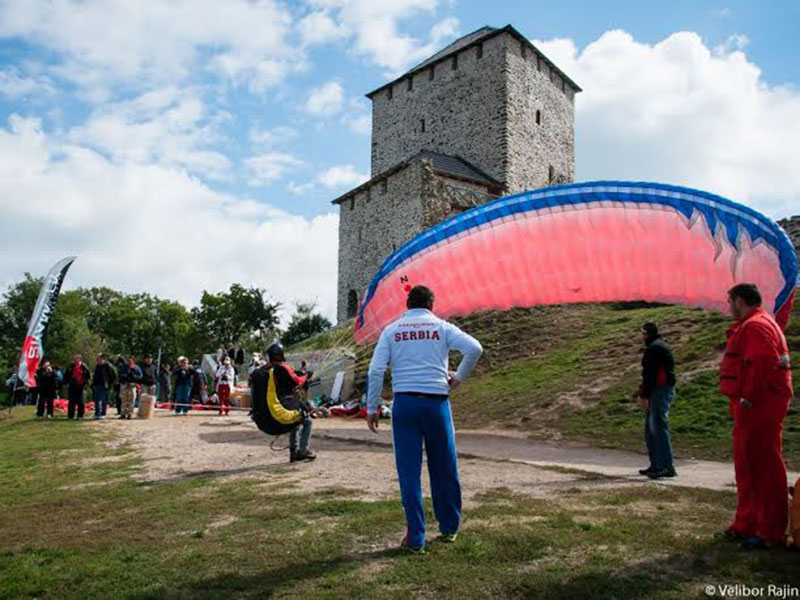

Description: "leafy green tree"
281 302 332 348
192 284 281 352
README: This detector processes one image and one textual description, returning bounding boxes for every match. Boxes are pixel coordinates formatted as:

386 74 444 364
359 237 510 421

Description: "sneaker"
437 533 458 543
401 534 428 555
740 536 771 551
46 415 52 419
639 466 655 476
647 468 677 479
291 449 316 462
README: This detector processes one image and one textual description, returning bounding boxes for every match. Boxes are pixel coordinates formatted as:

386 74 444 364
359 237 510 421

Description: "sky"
0 0 798 322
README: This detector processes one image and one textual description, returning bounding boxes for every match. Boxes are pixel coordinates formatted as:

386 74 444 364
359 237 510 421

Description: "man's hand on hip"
448 371 460 390
367 413 380 433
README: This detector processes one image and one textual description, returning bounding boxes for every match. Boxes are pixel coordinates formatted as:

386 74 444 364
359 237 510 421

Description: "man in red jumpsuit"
719 283 794 550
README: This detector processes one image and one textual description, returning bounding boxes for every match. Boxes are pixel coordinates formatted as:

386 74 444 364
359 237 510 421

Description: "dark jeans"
645 385 675 471
36 394 55 417
68 385 85 419
93 387 109 417
289 416 313 452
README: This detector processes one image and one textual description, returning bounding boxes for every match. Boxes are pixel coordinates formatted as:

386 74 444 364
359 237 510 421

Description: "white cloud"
304 1 459 74
0 114 339 321
0 67 54 98
250 125 298 148
714 33 749 55
246 151 304 186
317 164 369 188
298 11 347 46
287 180 315 195
68 87 231 180
342 112 371 134
0 0 301 97
534 30 800 218
304 80 345 115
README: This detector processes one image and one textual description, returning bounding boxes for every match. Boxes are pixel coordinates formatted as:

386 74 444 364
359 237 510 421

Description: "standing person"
35 360 58 419
719 283 794 550
190 360 206 406
634 323 677 479
120 356 142 420
157 363 172 406
215 356 235 416
92 353 116 420
54 365 64 400
172 357 193 415
140 355 157 398
266 343 316 462
65 355 91 420
114 356 127 415
367 285 483 553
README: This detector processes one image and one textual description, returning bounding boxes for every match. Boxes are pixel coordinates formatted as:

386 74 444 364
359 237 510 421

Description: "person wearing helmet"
266 342 316 463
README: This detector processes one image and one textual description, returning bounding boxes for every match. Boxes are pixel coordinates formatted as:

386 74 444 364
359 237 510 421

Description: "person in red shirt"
66 355 91 420
719 283 794 550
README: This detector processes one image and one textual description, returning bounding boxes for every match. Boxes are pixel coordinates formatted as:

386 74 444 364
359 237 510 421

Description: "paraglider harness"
250 362 318 444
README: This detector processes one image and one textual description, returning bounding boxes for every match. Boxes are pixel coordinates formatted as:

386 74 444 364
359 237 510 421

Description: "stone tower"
333 25 580 322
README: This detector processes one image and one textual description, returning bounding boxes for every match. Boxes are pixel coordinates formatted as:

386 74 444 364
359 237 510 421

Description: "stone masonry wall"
503 35 576 192
336 163 426 322
370 34 508 182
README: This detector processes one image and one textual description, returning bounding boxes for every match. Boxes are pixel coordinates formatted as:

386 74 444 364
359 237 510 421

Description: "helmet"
266 342 285 363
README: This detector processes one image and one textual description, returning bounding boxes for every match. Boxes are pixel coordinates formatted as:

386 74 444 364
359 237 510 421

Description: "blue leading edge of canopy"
358 181 799 328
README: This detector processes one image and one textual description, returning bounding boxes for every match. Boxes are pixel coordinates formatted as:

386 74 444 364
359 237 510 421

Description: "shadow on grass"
128 547 403 600
511 541 800 600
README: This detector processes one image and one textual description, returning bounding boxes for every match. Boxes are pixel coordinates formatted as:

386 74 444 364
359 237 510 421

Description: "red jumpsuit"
719 308 793 544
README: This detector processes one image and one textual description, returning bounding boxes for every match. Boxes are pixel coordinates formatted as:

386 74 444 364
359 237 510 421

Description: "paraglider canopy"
355 181 797 344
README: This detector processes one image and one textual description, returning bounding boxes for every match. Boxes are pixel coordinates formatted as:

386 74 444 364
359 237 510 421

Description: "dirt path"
105 411 592 504
103 410 782 500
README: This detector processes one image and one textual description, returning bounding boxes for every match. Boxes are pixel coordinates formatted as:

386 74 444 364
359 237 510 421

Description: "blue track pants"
392 392 461 548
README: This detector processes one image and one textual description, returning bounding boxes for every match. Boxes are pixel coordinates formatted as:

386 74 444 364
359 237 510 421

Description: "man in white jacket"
367 285 483 553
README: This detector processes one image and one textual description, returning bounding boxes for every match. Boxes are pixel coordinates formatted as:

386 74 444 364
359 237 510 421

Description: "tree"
191 284 281 352
281 302 332 348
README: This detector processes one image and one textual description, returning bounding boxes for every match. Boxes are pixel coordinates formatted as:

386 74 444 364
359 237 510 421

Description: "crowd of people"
5 352 264 420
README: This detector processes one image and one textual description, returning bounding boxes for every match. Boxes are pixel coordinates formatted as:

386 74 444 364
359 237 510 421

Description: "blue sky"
0 1 798 320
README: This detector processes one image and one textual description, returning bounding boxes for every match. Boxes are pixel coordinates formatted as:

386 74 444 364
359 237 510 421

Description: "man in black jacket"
65 355 91 420
140 355 157 398
633 323 677 479
92 354 116 419
35 360 57 419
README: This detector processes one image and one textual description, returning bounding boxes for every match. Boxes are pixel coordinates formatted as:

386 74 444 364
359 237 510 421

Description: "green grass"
2 409 800 598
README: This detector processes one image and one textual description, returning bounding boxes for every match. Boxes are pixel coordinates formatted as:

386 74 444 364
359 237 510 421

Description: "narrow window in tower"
548 165 555 183
349 197 354 210
358 228 362 244
381 179 388 194
520 42 527 59
429 66 434 81
452 54 458 70
476 43 483 59
387 85 393 100
561 79 566 92
537 56 542 72
536 110 541 125
407 76 413 92
347 290 358 319
420 118 425 133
